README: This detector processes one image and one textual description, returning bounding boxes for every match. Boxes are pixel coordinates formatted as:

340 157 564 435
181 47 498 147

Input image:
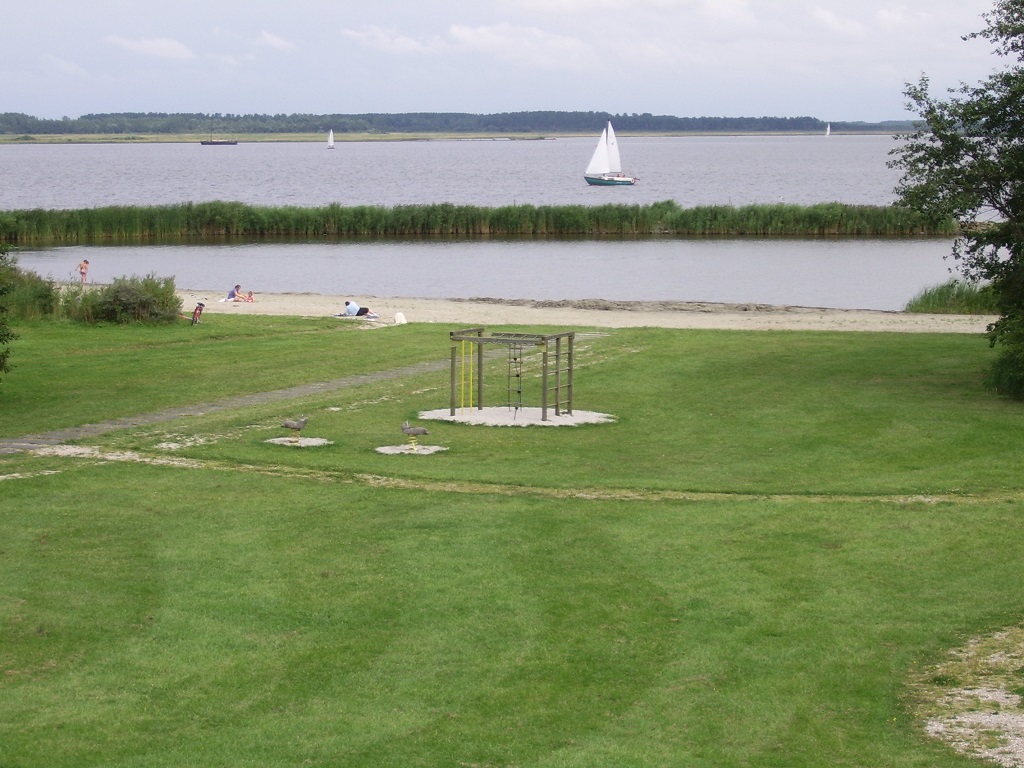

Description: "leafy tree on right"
890 0 1024 399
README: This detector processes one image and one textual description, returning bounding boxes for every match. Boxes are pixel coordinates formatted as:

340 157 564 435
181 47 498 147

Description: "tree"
889 0 1024 398
0 244 17 382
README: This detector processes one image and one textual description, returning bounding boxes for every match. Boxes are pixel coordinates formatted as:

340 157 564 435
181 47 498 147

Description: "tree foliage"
0 245 18 381
0 110 907 137
890 0 1024 398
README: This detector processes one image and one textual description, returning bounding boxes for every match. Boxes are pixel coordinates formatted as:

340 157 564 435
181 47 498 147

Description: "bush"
0 245 17 379
62 274 182 324
4 267 60 319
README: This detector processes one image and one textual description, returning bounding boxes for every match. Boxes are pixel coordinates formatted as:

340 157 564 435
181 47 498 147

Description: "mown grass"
904 279 999 314
0 317 443 436
0 201 956 243
2 317 1022 767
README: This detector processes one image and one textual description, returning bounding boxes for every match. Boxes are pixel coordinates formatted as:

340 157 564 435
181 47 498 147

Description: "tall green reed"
0 201 957 243
904 279 999 314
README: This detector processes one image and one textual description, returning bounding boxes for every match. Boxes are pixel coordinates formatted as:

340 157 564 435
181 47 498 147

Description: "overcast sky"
3 0 1001 122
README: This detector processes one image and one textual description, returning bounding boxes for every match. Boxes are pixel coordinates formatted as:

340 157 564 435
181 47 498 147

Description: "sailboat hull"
585 174 637 186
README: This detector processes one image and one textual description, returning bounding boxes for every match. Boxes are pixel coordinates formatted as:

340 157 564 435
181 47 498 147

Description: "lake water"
0 134 900 209
3 135 962 310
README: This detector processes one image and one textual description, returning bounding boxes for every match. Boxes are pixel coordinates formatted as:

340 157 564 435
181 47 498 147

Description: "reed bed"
904 279 999 314
0 201 956 244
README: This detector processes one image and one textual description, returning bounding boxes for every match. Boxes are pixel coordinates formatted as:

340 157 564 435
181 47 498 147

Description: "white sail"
327 129 335 149
585 126 611 175
583 120 637 185
605 122 623 173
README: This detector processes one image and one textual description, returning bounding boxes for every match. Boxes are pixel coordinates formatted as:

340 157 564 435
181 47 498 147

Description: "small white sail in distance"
327 129 335 149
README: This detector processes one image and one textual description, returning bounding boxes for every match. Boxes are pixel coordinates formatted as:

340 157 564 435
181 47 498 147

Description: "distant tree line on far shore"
0 111 913 136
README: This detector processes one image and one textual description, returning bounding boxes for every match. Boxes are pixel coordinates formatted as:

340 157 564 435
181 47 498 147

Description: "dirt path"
0 359 447 455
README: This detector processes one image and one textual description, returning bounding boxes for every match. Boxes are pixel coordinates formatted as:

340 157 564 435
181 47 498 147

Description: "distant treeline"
0 201 955 244
0 111 913 136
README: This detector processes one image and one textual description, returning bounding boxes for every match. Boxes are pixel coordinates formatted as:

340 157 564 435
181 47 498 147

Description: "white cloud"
256 30 294 51
447 23 592 69
342 25 441 55
810 7 867 37
875 8 909 31
499 0 684 10
104 35 195 60
105 36 195 60
699 0 755 26
343 22 592 70
45 55 89 77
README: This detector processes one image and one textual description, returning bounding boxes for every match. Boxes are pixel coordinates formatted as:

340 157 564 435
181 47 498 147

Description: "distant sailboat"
200 120 237 146
200 134 237 146
826 122 831 136
327 129 335 149
584 121 637 186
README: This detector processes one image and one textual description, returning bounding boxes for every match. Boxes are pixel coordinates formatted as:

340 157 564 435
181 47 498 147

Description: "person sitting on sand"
245 291 255 303
227 285 244 302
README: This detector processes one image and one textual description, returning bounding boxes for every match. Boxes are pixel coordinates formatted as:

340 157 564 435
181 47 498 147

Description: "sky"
2 0 1002 122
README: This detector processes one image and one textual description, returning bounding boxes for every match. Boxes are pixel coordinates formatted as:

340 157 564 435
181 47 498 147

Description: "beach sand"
181 290 995 334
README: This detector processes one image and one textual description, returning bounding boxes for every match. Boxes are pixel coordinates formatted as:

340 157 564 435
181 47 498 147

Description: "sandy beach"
180 289 996 334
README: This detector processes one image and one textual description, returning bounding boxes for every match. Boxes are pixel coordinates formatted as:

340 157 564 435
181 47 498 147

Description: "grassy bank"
905 279 999 314
0 201 957 243
2 316 1023 766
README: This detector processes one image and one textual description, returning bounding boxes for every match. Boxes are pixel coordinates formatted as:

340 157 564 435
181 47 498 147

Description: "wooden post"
476 333 485 410
554 336 562 415
449 345 457 416
567 333 574 415
541 344 549 421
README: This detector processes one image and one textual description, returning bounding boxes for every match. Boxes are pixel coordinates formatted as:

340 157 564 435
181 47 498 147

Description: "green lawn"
1 317 1021 767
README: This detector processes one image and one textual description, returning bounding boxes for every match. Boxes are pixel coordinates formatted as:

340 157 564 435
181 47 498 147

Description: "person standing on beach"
77 259 89 283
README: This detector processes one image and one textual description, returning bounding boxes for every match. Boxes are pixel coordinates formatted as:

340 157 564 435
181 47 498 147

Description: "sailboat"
200 120 237 146
826 122 831 136
584 121 637 186
327 129 335 149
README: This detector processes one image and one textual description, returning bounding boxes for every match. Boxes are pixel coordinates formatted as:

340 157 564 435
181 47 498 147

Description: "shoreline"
179 289 995 333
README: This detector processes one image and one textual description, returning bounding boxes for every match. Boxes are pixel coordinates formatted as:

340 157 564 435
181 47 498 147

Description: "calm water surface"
0 135 900 209
18 238 956 312
6 136 958 309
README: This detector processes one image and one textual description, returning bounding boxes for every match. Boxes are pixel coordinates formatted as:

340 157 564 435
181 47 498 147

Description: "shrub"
3 267 60 319
62 274 182 324
986 313 1024 399
0 245 17 379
